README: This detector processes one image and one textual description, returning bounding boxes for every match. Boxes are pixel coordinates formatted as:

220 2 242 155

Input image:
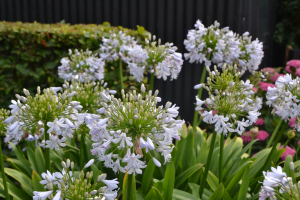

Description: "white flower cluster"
196 65 261 135
266 74 300 131
99 30 137 62
259 165 300 200
87 84 184 175
4 87 83 150
33 159 119 200
126 36 183 82
184 20 264 73
58 49 105 82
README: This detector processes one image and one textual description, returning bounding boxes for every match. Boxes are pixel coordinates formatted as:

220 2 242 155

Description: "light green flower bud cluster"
196 65 261 135
0 108 10 136
34 159 118 200
62 79 116 114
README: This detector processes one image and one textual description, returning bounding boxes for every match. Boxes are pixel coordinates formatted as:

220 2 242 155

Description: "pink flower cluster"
258 81 275 91
262 67 284 82
254 118 264 126
278 145 296 161
241 130 269 143
285 60 300 77
288 118 296 128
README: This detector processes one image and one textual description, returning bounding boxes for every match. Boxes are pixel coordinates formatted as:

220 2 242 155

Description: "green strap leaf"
175 163 203 188
142 158 156 194
123 173 137 200
32 170 45 191
145 187 165 200
9 142 32 176
4 168 33 196
283 155 293 178
182 129 194 172
27 147 39 173
238 166 250 200
35 146 45 175
207 171 219 191
172 189 200 200
163 162 175 200
0 178 31 200
209 183 224 200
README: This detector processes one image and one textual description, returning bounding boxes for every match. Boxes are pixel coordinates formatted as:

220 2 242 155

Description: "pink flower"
287 59 300 68
298 141 300 145
262 67 275 74
278 145 296 161
288 118 295 128
296 68 300 77
241 132 253 143
270 73 284 82
254 118 265 126
255 130 269 141
258 81 275 91
252 87 258 92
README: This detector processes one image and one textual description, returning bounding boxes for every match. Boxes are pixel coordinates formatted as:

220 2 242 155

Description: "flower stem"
199 131 217 198
261 122 287 174
219 133 224 183
119 59 124 90
266 119 283 148
283 138 291 148
248 135 255 156
149 72 155 91
44 123 50 171
0 138 10 199
193 66 207 132
294 144 300 162
80 133 85 169
193 54 211 132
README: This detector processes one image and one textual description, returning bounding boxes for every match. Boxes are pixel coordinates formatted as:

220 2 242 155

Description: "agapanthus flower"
125 36 183 82
266 74 300 131
196 65 261 135
4 87 82 150
88 84 184 174
58 49 105 82
259 165 300 200
99 30 137 62
34 159 119 200
184 20 263 73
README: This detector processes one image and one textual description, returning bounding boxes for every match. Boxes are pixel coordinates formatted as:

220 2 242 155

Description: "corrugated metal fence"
0 0 283 123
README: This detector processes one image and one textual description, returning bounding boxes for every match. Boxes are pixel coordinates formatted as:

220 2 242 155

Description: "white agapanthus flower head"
259 165 300 200
266 74 300 131
196 65 261 135
4 87 82 150
58 49 105 82
99 30 137 62
88 84 184 174
184 20 264 74
34 159 119 200
125 36 184 82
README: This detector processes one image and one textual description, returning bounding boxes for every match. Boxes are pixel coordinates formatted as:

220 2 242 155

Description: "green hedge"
0 21 150 108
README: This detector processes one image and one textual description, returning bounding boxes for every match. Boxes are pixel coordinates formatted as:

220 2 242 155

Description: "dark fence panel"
0 0 283 123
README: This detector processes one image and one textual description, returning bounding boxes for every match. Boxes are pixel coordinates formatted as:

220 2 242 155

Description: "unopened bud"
287 130 295 139
290 162 295 171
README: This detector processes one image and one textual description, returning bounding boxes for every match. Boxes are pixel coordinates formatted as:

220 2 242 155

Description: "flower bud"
290 162 294 171
287 130 295 139
97 173 107 182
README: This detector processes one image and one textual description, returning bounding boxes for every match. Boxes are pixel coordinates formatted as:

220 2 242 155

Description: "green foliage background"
0 21 150 108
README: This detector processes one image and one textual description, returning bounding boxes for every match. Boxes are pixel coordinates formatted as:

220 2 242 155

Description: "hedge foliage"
0 21 150 108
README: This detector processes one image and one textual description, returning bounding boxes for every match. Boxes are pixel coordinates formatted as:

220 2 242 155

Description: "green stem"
119 59 124 90
260 122 287 175
248 135 255 156
44 123 50 171
149 72 155 91
266 119 283 148
199 131 217 198
80 133 85 169
124 173 136 200
283 138 291 148
219 133 224 183
0 138 10 199
193 66 207 132
295 142 300 162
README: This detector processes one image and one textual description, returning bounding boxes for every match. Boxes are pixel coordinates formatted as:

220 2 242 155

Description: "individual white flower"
45 135 67 151
33 190 53 200
122 149 147 175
